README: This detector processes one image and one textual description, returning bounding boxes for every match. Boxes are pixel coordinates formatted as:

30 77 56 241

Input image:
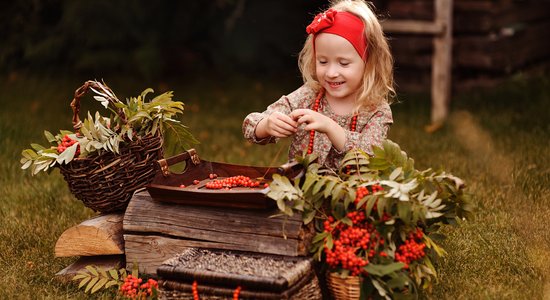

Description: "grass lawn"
0 72 548 299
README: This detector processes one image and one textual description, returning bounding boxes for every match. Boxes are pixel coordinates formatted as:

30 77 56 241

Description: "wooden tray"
146 149 303 209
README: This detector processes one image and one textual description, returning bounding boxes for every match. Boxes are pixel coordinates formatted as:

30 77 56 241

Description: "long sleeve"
341 102 393 155
242 85 317 144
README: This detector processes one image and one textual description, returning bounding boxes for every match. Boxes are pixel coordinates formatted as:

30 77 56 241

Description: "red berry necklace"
307 89 358 154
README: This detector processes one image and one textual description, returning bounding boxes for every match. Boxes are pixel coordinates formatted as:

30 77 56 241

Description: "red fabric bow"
306 9 337 35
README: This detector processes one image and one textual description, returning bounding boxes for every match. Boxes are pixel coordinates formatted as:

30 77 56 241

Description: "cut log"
55 255 125 282
55 213 124 257
124 191 314 275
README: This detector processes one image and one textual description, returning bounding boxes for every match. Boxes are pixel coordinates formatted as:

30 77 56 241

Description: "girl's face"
314 33 365 104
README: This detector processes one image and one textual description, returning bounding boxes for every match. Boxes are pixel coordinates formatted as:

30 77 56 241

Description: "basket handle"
157 149 200 177
70 80 127 133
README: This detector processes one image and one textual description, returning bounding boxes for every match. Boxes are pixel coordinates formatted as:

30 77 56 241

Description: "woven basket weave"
327 272 361 300
58 81 163 213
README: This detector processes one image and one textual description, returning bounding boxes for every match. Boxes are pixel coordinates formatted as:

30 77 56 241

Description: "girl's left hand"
289 109 332 133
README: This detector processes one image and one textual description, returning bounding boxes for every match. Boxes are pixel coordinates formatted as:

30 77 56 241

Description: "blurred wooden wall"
374 0 550 92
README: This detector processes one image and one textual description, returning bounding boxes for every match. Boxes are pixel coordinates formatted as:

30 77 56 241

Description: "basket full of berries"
267 141 474 299
20 80 197 213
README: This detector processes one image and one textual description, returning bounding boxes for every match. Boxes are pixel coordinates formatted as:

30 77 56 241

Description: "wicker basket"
327 272 361 300
57 81 163 213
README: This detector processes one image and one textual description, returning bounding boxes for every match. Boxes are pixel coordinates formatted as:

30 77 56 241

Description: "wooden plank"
55 255 125 282
454 3 550 33
386 0 434 20
55 213 124 257
123 191 313 274
429 0 453 130
124 191 304 239
124 234 310 275
382 20 445 35
454 19 550 71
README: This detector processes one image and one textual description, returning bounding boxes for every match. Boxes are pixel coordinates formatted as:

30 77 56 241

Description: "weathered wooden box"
123 191 314 275
157 248 322 300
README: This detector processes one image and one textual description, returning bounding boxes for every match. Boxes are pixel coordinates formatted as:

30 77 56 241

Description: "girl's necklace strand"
307 89 358 154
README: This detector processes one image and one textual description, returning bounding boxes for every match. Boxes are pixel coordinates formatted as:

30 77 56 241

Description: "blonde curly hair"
298 0 395 110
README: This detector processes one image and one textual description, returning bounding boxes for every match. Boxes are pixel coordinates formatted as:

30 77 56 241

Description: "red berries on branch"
323 211 386 276
395 228 426 269
57 135 80 156
119 274 158 299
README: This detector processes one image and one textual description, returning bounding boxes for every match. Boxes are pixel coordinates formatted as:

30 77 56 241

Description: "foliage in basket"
267 140 474 299
20 80 198 175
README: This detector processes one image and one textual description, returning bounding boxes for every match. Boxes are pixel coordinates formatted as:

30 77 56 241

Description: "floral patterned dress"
242 85 393 170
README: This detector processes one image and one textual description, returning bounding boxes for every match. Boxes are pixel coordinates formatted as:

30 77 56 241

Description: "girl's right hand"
256 111 298 138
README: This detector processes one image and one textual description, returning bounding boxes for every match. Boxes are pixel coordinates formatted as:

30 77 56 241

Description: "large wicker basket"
58 81 163 213
327 272 361 300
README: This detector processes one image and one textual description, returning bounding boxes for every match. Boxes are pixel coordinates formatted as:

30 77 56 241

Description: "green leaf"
30 143 46 151
108 269 119 280
364 262 404 277
85 265 98 276
105 280 119 288
365 195 378 216
21 149 36 160
131 263 139 278
397 202 411 222
85 277 99 293
389 167 402 181
44 130 56 143
333 202 346 219
340 217 353 226
312 177 328 195
78 276 91 289
323 180 337 198
312 231 329 244
326 233 334 249
72 274 87 281
91 278 108 293
302 209 315 224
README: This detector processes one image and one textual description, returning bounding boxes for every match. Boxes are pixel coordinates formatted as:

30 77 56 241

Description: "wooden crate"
123 191 313 275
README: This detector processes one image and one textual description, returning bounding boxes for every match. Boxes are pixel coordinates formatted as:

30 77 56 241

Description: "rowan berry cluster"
119 274 158 299
57 135 80 156
354 185 390 222
354 184 383 206
323 211 385 276
205 175 261 189
395 228 426 269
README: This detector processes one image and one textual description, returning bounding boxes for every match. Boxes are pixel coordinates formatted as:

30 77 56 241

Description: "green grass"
0 73 549 299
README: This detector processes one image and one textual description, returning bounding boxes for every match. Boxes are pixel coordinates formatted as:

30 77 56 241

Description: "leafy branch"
72 264 134 294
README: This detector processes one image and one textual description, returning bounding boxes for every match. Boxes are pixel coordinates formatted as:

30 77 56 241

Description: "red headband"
306 9 367 59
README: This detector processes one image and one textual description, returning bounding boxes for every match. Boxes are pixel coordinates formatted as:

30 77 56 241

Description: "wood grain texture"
55 213 124 257
123 191 313 275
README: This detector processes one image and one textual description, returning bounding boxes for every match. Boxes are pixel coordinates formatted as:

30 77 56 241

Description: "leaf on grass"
72 274 88 281
85 265 98 276
108 269 119 280
91 277 108 293
78 276 91 289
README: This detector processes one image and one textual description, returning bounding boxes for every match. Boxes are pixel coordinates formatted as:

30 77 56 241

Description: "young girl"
243 0 394 170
